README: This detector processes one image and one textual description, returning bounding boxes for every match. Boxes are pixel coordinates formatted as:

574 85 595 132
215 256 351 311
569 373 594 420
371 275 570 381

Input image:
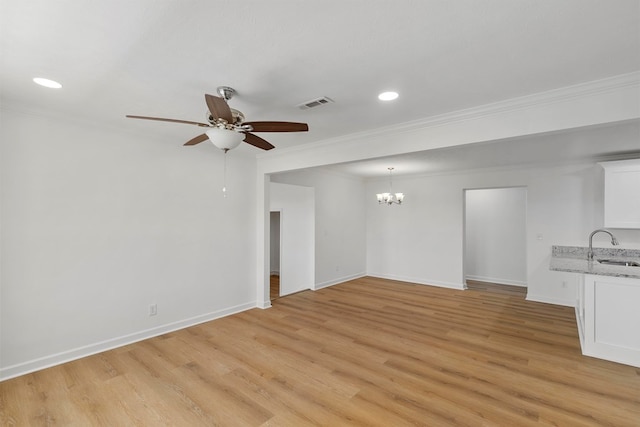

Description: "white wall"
465 187 527 286
366 171 467 290
271 169 367 289
366 162 640 306
269 182 315 296
0 109 258 380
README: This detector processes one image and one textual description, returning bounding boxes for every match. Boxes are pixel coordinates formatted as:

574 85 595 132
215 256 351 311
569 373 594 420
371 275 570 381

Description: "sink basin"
597 259 640 267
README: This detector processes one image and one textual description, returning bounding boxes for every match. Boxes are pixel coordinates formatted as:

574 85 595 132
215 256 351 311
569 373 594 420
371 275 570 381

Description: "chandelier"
376 167 405 205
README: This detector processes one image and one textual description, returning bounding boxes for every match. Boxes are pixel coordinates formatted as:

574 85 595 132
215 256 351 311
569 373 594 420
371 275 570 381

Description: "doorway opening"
463 187 527 295
269 211 281 301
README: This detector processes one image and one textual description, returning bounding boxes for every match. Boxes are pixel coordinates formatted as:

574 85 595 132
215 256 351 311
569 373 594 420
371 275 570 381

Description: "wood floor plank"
2 276 639 426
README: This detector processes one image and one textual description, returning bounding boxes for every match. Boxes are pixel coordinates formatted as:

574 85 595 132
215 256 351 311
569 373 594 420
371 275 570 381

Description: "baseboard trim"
256 300 272 309
0 301 256 382
465 275 527 287
314 272 366 290
367 273 465 290
526 293 574 307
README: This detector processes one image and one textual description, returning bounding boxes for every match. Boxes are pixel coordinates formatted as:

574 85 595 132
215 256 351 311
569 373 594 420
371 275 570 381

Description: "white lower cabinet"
577 274 640 368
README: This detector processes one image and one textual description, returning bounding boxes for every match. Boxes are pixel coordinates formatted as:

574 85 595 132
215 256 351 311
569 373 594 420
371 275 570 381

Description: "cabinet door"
582 274 640 368
601 159 640 229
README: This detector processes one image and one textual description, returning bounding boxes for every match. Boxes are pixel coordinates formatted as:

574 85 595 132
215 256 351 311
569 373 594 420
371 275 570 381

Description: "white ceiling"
2 1 639 175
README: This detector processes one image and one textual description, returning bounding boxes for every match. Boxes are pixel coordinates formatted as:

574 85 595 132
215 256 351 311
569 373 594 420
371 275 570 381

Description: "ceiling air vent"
297 96 334 110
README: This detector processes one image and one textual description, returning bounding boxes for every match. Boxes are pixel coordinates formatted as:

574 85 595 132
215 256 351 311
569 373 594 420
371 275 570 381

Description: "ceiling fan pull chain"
222 149 228 198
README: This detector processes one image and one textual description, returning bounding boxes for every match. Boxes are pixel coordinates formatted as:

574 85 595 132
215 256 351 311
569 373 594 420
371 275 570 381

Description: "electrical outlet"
149 303 157 316
562 281 567 288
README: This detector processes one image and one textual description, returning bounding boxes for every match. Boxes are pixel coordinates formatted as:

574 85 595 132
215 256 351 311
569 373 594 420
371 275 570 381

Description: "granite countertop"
550 246 640 279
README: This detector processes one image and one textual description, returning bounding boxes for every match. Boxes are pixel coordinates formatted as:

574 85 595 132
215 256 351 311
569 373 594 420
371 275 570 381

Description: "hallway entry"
269 182 315 298
464 187 527 288
270 211 281 300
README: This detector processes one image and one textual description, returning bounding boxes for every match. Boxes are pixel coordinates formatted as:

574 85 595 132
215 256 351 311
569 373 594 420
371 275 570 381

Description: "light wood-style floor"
2 277 639 426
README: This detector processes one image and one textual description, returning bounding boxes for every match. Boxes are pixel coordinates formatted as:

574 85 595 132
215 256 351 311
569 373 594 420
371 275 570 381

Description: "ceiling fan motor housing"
207 108 245 126
217 86 236 101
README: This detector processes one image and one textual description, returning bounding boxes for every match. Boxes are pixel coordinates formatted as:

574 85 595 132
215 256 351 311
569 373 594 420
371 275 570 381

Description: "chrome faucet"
588 229 619 260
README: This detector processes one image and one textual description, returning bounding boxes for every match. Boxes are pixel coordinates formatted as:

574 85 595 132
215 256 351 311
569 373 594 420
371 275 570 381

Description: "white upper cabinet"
600 159 640 229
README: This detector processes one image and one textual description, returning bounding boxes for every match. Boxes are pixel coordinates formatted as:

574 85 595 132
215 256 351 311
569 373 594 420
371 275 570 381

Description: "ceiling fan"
126 86 309 151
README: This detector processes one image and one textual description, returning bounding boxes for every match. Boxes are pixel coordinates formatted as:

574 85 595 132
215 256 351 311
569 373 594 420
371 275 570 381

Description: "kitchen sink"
597 259 640 267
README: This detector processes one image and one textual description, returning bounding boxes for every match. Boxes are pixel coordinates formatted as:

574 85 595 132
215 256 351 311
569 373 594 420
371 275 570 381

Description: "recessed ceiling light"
33 77 62 89
378 91 399 101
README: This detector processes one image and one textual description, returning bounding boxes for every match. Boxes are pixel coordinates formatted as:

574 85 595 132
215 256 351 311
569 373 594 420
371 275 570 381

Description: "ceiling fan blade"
243 132 275 150
243 121 309 132
183 133 209 146
126 115 209 127
205 94 233 123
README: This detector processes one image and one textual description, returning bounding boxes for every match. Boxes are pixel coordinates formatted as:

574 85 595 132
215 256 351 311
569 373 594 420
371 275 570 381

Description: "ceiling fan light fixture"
205 127 243 151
